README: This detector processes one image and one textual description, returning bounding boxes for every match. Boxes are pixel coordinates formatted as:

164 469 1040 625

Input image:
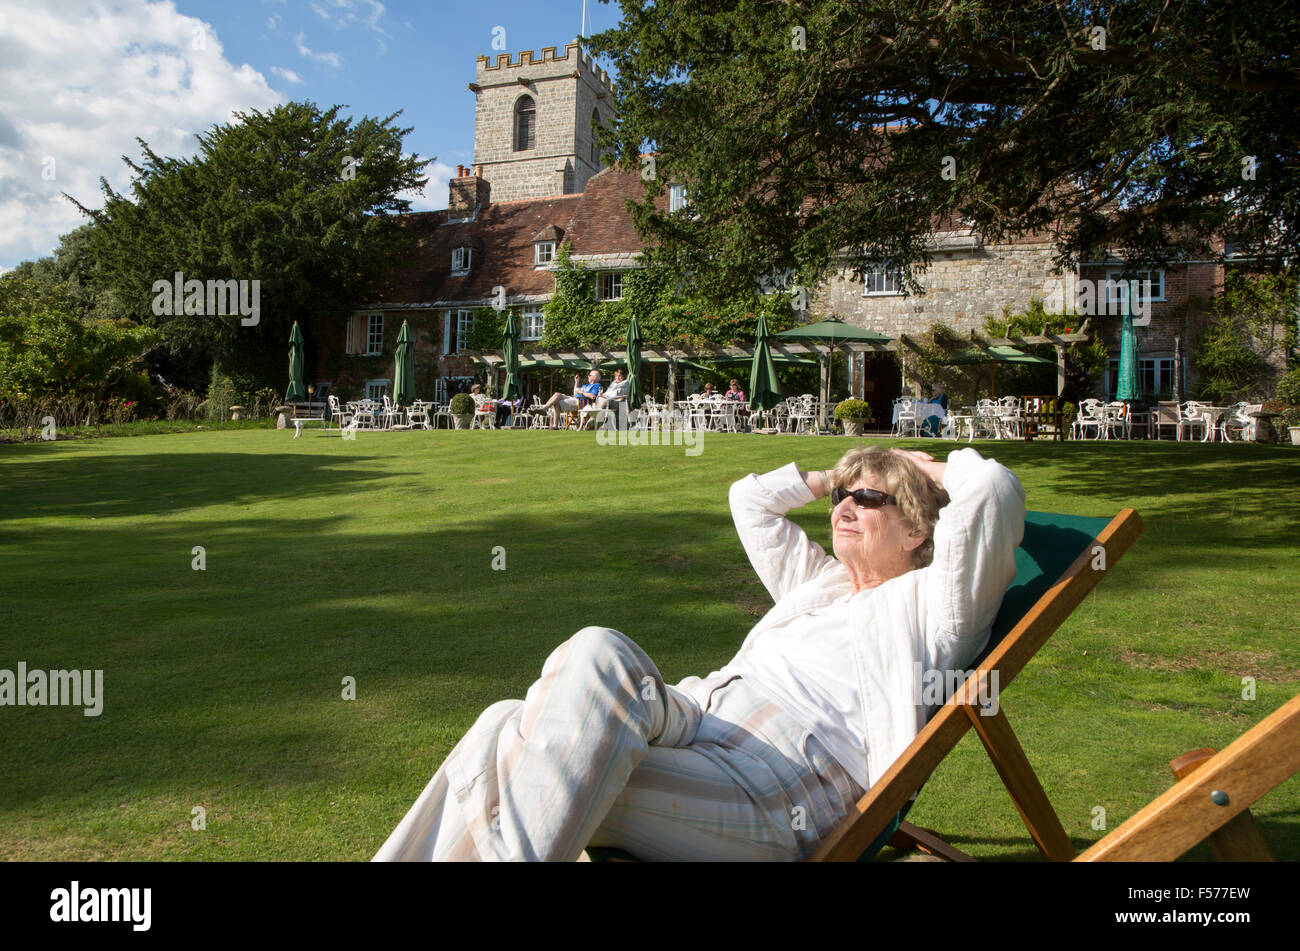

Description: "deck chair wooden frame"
812 507 1145 862
1076 692 1300 862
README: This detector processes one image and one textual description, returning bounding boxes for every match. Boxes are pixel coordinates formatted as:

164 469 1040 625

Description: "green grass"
1 427 1297 861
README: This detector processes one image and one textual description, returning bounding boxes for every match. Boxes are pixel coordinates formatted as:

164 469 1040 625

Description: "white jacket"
727 448 1025 789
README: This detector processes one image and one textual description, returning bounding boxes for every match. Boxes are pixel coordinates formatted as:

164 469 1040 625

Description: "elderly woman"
374 446 1024 861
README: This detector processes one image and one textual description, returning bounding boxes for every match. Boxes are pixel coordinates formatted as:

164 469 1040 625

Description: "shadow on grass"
0 508 758 812
0 450 397 519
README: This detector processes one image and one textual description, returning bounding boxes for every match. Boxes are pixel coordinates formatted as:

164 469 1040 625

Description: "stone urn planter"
834 399 875 438
1290 426 1300 446
448 394 475 430
229 405 244 421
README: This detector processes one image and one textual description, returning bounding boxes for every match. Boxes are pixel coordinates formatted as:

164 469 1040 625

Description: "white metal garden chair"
1072 399 1105 440
328 395 351 430
892 397 921 438
1176 401 1208 442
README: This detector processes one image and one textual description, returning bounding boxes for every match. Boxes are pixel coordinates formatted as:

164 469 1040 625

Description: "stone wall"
816 239 1063 337
472 44 614 201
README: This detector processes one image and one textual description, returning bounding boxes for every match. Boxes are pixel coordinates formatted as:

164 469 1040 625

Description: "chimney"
449 167 490 218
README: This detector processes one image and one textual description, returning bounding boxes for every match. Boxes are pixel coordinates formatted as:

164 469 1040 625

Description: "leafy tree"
70 101 430 391
0 274 157 401
589 1 1300 296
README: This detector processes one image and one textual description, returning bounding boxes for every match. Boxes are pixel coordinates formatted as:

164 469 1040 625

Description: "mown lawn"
1 426 1297 861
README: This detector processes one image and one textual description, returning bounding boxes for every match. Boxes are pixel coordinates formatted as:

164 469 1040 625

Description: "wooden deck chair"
812 507 1144 861
1076 692 1300 862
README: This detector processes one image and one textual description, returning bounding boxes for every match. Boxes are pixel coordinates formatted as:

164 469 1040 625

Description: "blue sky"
0 0 625 269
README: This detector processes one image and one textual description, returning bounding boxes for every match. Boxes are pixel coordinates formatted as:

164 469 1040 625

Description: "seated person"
595 370 630 409
725 379 747 401
922 384 948 437
374 446 1025 861
698 382 718 399
495 396 525 428
534 371 602 429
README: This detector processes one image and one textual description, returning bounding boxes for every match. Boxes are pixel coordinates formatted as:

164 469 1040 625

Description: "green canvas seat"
817 507 1143 861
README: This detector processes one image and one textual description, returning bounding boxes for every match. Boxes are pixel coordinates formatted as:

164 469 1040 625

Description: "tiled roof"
366 165 666 309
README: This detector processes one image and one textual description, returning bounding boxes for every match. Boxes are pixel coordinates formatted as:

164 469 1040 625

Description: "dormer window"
514 96 536 152
452 247 472 273
535 241 556 266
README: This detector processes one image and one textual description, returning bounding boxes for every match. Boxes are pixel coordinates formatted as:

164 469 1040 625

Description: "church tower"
469 42 615 202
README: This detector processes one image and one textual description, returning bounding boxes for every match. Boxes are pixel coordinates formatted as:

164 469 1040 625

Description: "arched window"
590 109 601 167
514 96 535 152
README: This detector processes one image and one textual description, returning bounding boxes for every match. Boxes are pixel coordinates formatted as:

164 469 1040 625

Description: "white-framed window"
1106 269 1165 307
1108 357 1176 401
534 241 555 266
669 184 688 213
520 307 544 341
347 313 384 355
861 265 902 296
452 247 472 273
455 309 476 353
596 272 623 301
365 379 389 401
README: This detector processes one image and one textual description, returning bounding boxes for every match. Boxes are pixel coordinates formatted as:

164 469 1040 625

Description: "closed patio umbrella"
626 317 644 410
501 313 521 401
285 321 306 403
393 320 416 406
749 313 783 413
1115 313 1141 401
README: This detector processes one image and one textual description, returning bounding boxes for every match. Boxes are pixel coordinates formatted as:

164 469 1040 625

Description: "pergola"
467 318 1096 406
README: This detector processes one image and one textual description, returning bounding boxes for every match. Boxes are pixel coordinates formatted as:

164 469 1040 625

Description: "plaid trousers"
372 626 865 862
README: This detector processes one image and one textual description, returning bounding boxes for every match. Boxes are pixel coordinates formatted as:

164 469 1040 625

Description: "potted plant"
1274 369 1300 445
834 399 875 437
449 392 475 429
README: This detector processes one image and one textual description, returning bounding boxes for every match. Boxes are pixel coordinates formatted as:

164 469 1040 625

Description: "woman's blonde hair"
830 447 949 568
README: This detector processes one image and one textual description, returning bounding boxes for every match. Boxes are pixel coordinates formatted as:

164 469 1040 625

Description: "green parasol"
393 320 416 405
748 313 783 412
1115 314 1141 401
626 317 644 410
501 313 521 401
285 321 307 403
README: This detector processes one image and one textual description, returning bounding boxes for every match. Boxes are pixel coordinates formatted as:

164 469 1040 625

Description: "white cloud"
267 14 281 30
294 31 343 68
405 160 457 213
270 66 303 85
0 0 282 268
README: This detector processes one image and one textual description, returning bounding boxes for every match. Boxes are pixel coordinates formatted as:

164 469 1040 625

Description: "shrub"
206 363 237 421
448 393 475 415
1194 312 1265 403
834 398 874 420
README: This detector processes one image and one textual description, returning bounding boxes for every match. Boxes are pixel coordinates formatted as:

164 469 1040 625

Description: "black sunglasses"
830 486 897 508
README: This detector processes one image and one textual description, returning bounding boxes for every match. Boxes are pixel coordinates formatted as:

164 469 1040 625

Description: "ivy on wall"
539 240 803 352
